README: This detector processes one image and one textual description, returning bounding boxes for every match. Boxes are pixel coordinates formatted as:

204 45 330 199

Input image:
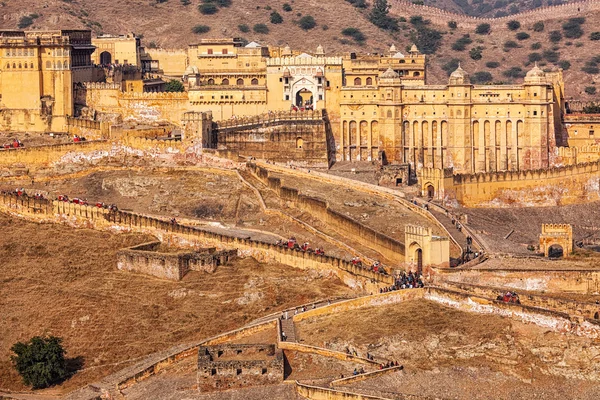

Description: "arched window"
222 78 229 85
413 71 420 77
251 78 259 85
236 78 244 86
366 77 372 85
296 137 303 149
24 63 27 69
207 78 215 85
46 61 51 69
12 63 16 69
386 110 392 118
5 63 9 69
56 49 62 56
30 63 34 69
354 77 362 86
5 50 9 56
64 61 68 69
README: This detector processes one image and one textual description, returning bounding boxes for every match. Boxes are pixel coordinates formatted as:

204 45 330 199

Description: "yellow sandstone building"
2 30 600 177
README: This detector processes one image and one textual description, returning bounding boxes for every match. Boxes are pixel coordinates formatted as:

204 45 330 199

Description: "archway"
296 137 303 149
295 88 313 108
415 248 423 274
548 244 564 259
100 51 112 65
426 184 435 199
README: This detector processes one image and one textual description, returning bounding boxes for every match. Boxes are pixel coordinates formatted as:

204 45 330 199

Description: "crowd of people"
378 271 425 294
275 237 325 255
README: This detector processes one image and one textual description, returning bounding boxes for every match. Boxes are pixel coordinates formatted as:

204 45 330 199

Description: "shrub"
471 71 493 84
442 58 461 76
283 3 292 11
485 61 500 68
298 15 316 30
563 18 584 39
238 24 250 33
192 25 210 34
582 63 600 74
253 23 270 34
575 42 584 48
11 336 67 389
503 66 525 78
585 86 597 95
533 21 544 32
198 3 218 14
270 11 283 24
543 49 560 63
549 30 562 43
346 0 367 7
369 0 398 31
448 21 457 29
558 60 571 70
148 41 158 48
411 27 443 54
18 15 36 29
507 20 521 31
342 27 366 42
528 52 542 63
410 15 427 26
475 23 491 34
531 42 542 50
504 40 519 49
516 32 530 41
181 0 191 5
204 0 231 6
322 24 329 31
165 79 185 92
590 32 600 41
469 46 483 60
451 35 472 51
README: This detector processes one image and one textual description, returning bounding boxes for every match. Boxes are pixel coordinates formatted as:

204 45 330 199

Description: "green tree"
192 25 211 34
471 71 493 84
270 11 283 24
543 49 560 63
469 46 483 60
369 0 398 31
442 58 461 76
563 18 584 39
451 35 473 51
503 66 525 78
253 23 270 33
504 40 519 49
475 23 490 34
165 79 185 92
448 21 457 29
411 27 442 54
590 32 600 41
516 32 530 40
558 60 571 70
531 42 542 50
507 20 521 31
342 27 366 43
549 30 562 43
11 336 67 389
298 16 316 30
533 21 544 32
485 61 500 68
528 52 542 63
238 24 250 33
283 3 292 11
585 86 597 95
198 3 218 14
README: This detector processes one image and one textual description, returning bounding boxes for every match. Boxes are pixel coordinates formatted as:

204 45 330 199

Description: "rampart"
249 163 405 264
389 0 599 29
66 117 110 140
197 344 283 392
117 241 236 281
0 140 109 168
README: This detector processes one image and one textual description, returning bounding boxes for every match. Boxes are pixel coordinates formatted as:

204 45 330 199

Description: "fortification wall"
0 141 110 168
249 163 405 264
66 117 110 140
389 0 599 29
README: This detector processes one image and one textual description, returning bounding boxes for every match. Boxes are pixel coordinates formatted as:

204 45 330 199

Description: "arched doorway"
548 244 564 258
426 184 435 199
100 51 112 65
296 89 313 108
296 137 303 149
415 248 423 274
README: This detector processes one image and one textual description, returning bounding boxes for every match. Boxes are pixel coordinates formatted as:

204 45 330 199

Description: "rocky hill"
1 0 600 98
420 0 586 18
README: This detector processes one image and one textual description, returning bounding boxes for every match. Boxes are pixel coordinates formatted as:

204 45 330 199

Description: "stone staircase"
280 317 297 342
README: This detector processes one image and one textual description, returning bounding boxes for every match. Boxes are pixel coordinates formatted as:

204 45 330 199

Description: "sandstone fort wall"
0 140 109 168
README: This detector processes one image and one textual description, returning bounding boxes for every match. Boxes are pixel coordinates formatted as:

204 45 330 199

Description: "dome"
449 64 470 85
525 63 547 83
410 44 419 53
380 67 399 79
389 44 397 53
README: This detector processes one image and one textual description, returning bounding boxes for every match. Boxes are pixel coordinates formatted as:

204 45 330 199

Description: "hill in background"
1 0 599 98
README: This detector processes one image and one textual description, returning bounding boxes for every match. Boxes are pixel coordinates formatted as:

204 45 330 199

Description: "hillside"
420 0 586 18
1 0 600 98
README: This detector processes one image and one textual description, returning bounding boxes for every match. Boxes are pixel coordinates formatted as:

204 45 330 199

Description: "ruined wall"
66 117 110 139
0 141 109 168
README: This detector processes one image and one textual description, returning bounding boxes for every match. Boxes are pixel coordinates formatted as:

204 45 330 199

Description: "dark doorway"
416 248 423 274
100 51 112 65
548 244 564 258
426 185 435 199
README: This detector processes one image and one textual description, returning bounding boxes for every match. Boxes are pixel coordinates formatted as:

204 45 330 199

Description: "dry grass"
0 213 353 393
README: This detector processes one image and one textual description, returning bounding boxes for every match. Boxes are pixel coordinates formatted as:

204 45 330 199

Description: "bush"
533 21 544 32
531 42 542 50
270 11 283 24
181 0 191 4
198 3 218 14
253 23 270 34
503 66 525 78
451 35 473 51
346 0 367 7
204 0 231 6
528 52 542 63
485 61 500 68
472 71 493 84
590 32 600 41
558 60 571 70
504 40 519 49
563 18 584 39
516 32 530 41
475 23 491 34
469 46 483 60
18 15 36 29
585 86 597 95
192 25 210 34
165 79 185 92
442 58 461 76
341 27 366 43
11 336 67 389
411 27 442 54
283 3 292 11
507 20 521 31
298 15 316 30
549 30 562 43
448 21 457 29
238 24 250 33
410 15 428 26
543 49 560 63
582 63 600 74
575 42 584 48
369 0 398 31
148 41 158 48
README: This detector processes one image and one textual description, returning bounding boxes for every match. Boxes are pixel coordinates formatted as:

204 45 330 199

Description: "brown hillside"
1 0 599 98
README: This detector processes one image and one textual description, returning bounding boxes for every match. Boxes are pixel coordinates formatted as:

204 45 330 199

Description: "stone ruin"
197 344 283 392
116 241 237 281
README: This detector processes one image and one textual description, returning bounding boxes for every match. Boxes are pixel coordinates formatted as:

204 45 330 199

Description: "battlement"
541 224 573 235
420 167 454 180
405 224 432 237
182 111 213 122
266 56 343 66
80 82 121 90
215 109 323 131
120 91 188 100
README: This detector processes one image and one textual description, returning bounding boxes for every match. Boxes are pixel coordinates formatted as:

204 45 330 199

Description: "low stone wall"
0 140 109 168
278 342 376 366
296 381 425 400
330 366 403 387
66 117 110 140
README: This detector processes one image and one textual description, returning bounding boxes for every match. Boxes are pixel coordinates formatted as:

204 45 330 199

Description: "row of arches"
206 78 260 86
5 62 35 69
341 120 380 161
5 48 35 57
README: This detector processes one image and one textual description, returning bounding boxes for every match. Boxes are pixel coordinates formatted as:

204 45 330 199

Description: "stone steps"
280 317 297 343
